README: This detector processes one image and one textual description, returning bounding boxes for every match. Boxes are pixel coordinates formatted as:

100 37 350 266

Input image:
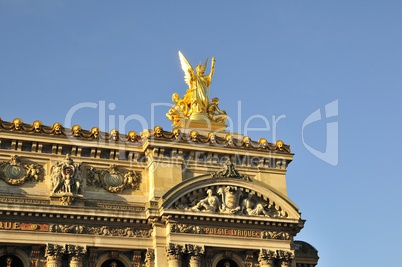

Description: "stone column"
166 243 183 267
258 249 276 267
204 249 214 267
277 250 294 267
132 251 142 267
144 249 155 267
45 244 65 267
30 246 41 267
186 244 204 267
67 245 86 267
245 251 254 267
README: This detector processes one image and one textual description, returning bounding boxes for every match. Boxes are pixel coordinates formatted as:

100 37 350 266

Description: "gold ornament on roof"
179 51 215 115
166 51 228 131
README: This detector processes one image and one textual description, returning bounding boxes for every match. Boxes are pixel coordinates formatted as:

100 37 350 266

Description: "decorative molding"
0 197 49 205
0 118 291 153
261 231 291 240
171 223 201 234
49 223 152 238
96 204 145 212
0 155 44 185
86 165 141 193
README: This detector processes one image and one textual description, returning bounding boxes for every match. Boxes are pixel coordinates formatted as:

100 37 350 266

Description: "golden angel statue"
179 51 215 117
166 51 228 130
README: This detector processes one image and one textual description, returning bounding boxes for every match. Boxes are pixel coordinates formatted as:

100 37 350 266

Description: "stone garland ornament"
0 155 44 185
170 223 202 234
49 223 152 238
86 165 141 193
261 231 290 240
174 186 288 218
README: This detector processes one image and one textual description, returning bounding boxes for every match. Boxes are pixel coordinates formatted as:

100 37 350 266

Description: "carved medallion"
87 165 141 193
0 155 44 185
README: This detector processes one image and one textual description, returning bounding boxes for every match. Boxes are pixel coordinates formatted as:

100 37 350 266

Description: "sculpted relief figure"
166 93 189 126
207 97 228 123
241 193 270 216
191 189 220 212
173 186 289 218
50 154 81 195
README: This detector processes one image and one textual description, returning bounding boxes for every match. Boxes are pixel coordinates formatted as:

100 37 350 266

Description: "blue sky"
1 1 402 266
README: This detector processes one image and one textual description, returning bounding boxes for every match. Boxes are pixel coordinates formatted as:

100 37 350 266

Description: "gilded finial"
126 131 138 142
12 118 23 131
225 134 234 146
276 140 284 150
259 138 268 149
72 125 82 137
91 127 100 139
110 129 119 141
190 130 199 142
52 122 63 135
33 120 43 133
154 126 163 138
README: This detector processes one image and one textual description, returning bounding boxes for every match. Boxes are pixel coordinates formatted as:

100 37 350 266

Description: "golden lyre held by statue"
166 51 228 131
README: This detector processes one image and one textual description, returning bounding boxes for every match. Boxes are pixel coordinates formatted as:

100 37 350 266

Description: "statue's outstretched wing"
178 51 193 87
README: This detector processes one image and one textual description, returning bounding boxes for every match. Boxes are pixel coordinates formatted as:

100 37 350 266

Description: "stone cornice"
0 118 292 155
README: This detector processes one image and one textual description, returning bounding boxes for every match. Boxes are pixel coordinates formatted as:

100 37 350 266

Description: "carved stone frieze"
49 223 152 238
0 197 49 204
86 164 141 193
170 223 201 234
261 231 290 240
0 155 44 185
173 185 288 218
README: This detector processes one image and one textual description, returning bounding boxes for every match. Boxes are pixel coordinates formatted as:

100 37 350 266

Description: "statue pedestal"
50 193 84 206
178 115 227 132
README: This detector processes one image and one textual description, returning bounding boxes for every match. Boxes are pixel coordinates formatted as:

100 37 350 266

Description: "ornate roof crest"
212 160 252 181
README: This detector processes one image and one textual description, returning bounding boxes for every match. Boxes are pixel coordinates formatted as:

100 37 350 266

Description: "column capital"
277 250 294 267
45 243 65 261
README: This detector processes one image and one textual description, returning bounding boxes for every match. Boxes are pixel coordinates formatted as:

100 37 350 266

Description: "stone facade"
0 119 318 267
